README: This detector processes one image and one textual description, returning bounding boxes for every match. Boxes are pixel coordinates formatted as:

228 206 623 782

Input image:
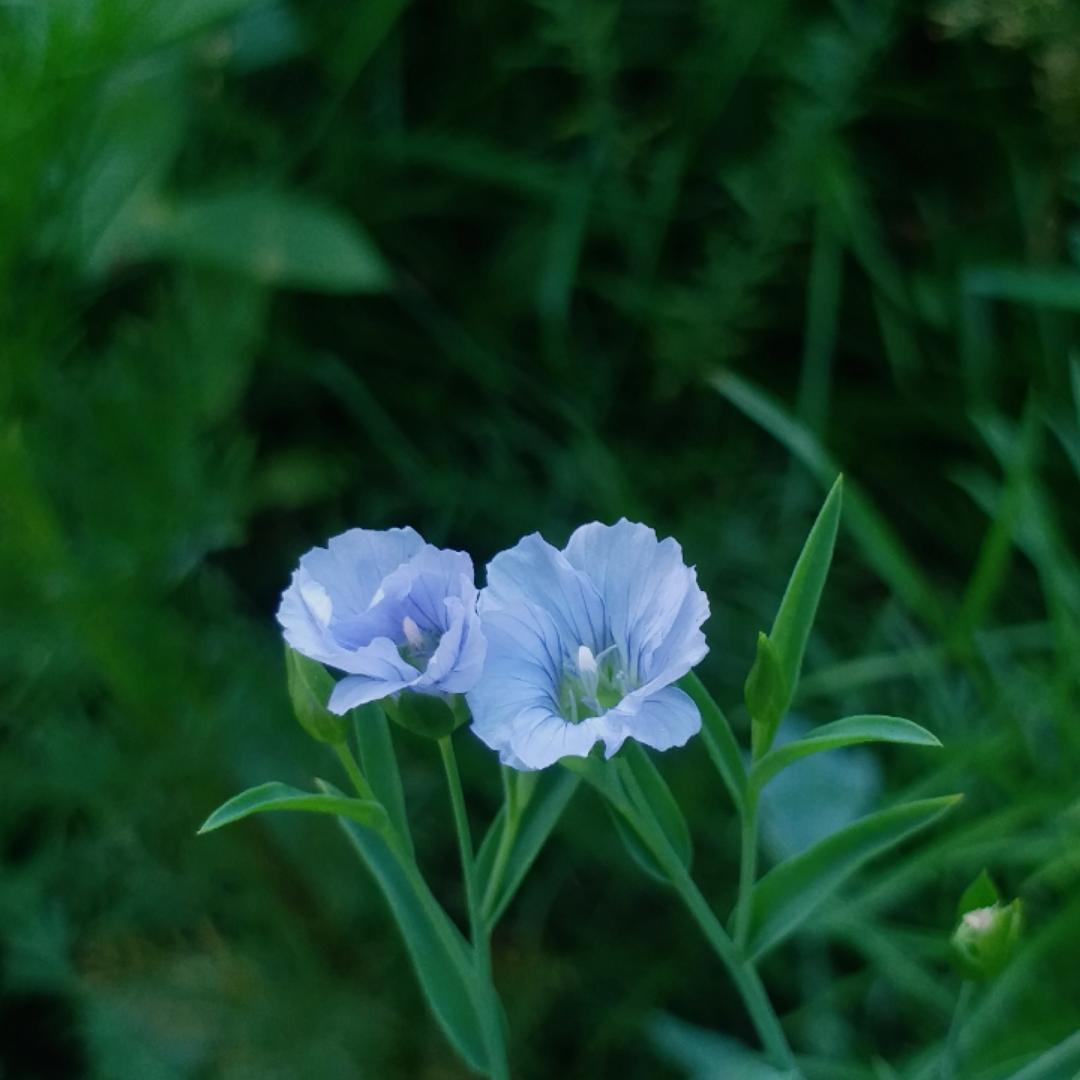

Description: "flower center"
399 615 436 671
557 644 632 723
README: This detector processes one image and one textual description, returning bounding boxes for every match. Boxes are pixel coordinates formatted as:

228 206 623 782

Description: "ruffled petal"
563 519 708 684
301 527 424 621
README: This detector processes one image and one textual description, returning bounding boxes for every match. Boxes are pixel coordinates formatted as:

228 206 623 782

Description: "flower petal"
606 685 701 753
483 533 606 654
563 519 708 683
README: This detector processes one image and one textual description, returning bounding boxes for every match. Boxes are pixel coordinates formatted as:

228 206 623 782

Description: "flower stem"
481 766 521 927
669 862 798 1074
332 740 376 801
438 735 511 1080
617 765 797 1074
734 785 760 951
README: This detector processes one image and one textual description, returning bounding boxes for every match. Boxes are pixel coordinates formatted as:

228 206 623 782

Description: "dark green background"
2 1 1080 1076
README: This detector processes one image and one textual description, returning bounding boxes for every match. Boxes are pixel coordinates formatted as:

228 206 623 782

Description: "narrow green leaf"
957 868 1000 917
353 704 413 859
680 672 747 813
475 770 579 926
620 743 693 872
1003 1029 1080 1080
321 781 492 1072
746 795 961 960
285 646 348 744
566 752 691 884
766 474 843 731
197 781 390 835
649 1013 792 1079
132 190 392 292
751 716 941 790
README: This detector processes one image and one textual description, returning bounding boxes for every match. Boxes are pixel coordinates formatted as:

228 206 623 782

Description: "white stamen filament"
403 615 424 650
577 645 599 699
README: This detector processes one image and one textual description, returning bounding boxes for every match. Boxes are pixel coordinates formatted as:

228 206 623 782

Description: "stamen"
577 645 599 699
403 615 424 651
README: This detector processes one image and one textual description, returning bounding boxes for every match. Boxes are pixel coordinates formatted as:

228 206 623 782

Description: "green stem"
438 736 511 1080
941 981 973 1080
618 765 797 1074
670 864 798 1074
734 785 760 951
481 766 521 927
332 740 376 801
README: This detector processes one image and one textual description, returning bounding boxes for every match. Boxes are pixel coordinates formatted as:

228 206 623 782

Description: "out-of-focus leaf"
649 1012 793 1079
1003 1029 1080 1080
957 868 1001 917
746 795 961 959
131 190 392 292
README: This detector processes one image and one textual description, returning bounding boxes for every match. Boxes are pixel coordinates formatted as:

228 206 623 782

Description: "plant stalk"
439 736 511 1080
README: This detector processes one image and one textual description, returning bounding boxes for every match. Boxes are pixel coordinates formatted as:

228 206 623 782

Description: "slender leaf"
649 1012 792 1080
958 868 1000 917
680 672 747 812
566 753 691 884
321 781 492 1072
475 769 579 925
353 704 413 858
751 716 941 789
1003 1029 1080 1080
746 795 961 959
766 474 843 718
620 743 693 871
198 781 390 835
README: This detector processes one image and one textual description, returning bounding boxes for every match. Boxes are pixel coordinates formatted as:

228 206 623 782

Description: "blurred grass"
1 0 1079 1077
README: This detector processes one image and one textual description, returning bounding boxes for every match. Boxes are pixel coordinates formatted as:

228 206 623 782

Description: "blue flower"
277 527 486 714
467 520 709 770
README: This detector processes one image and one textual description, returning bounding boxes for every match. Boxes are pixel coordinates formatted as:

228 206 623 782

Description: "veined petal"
470 520 709 770
564 519 709 683
484 533 606 654
419 593 486 693
278 527 486 713
302 527 424 620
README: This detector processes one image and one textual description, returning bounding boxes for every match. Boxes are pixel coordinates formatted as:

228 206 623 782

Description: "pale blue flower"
467 520 709 770
277 527 486 713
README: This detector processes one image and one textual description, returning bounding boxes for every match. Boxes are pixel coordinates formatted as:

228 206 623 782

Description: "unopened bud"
951 870 1022 980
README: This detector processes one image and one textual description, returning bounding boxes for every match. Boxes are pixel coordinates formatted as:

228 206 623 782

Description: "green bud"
745 631 788 758
284 646 349 744
951 870 1022 979
383 691 469 740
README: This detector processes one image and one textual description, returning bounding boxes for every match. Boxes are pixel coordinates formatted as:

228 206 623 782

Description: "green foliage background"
2 1 1080 1076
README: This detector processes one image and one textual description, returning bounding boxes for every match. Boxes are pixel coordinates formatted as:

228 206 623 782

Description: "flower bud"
383 691 469 740
745 631 788 758
951 870 1022 980
284 646 349 744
